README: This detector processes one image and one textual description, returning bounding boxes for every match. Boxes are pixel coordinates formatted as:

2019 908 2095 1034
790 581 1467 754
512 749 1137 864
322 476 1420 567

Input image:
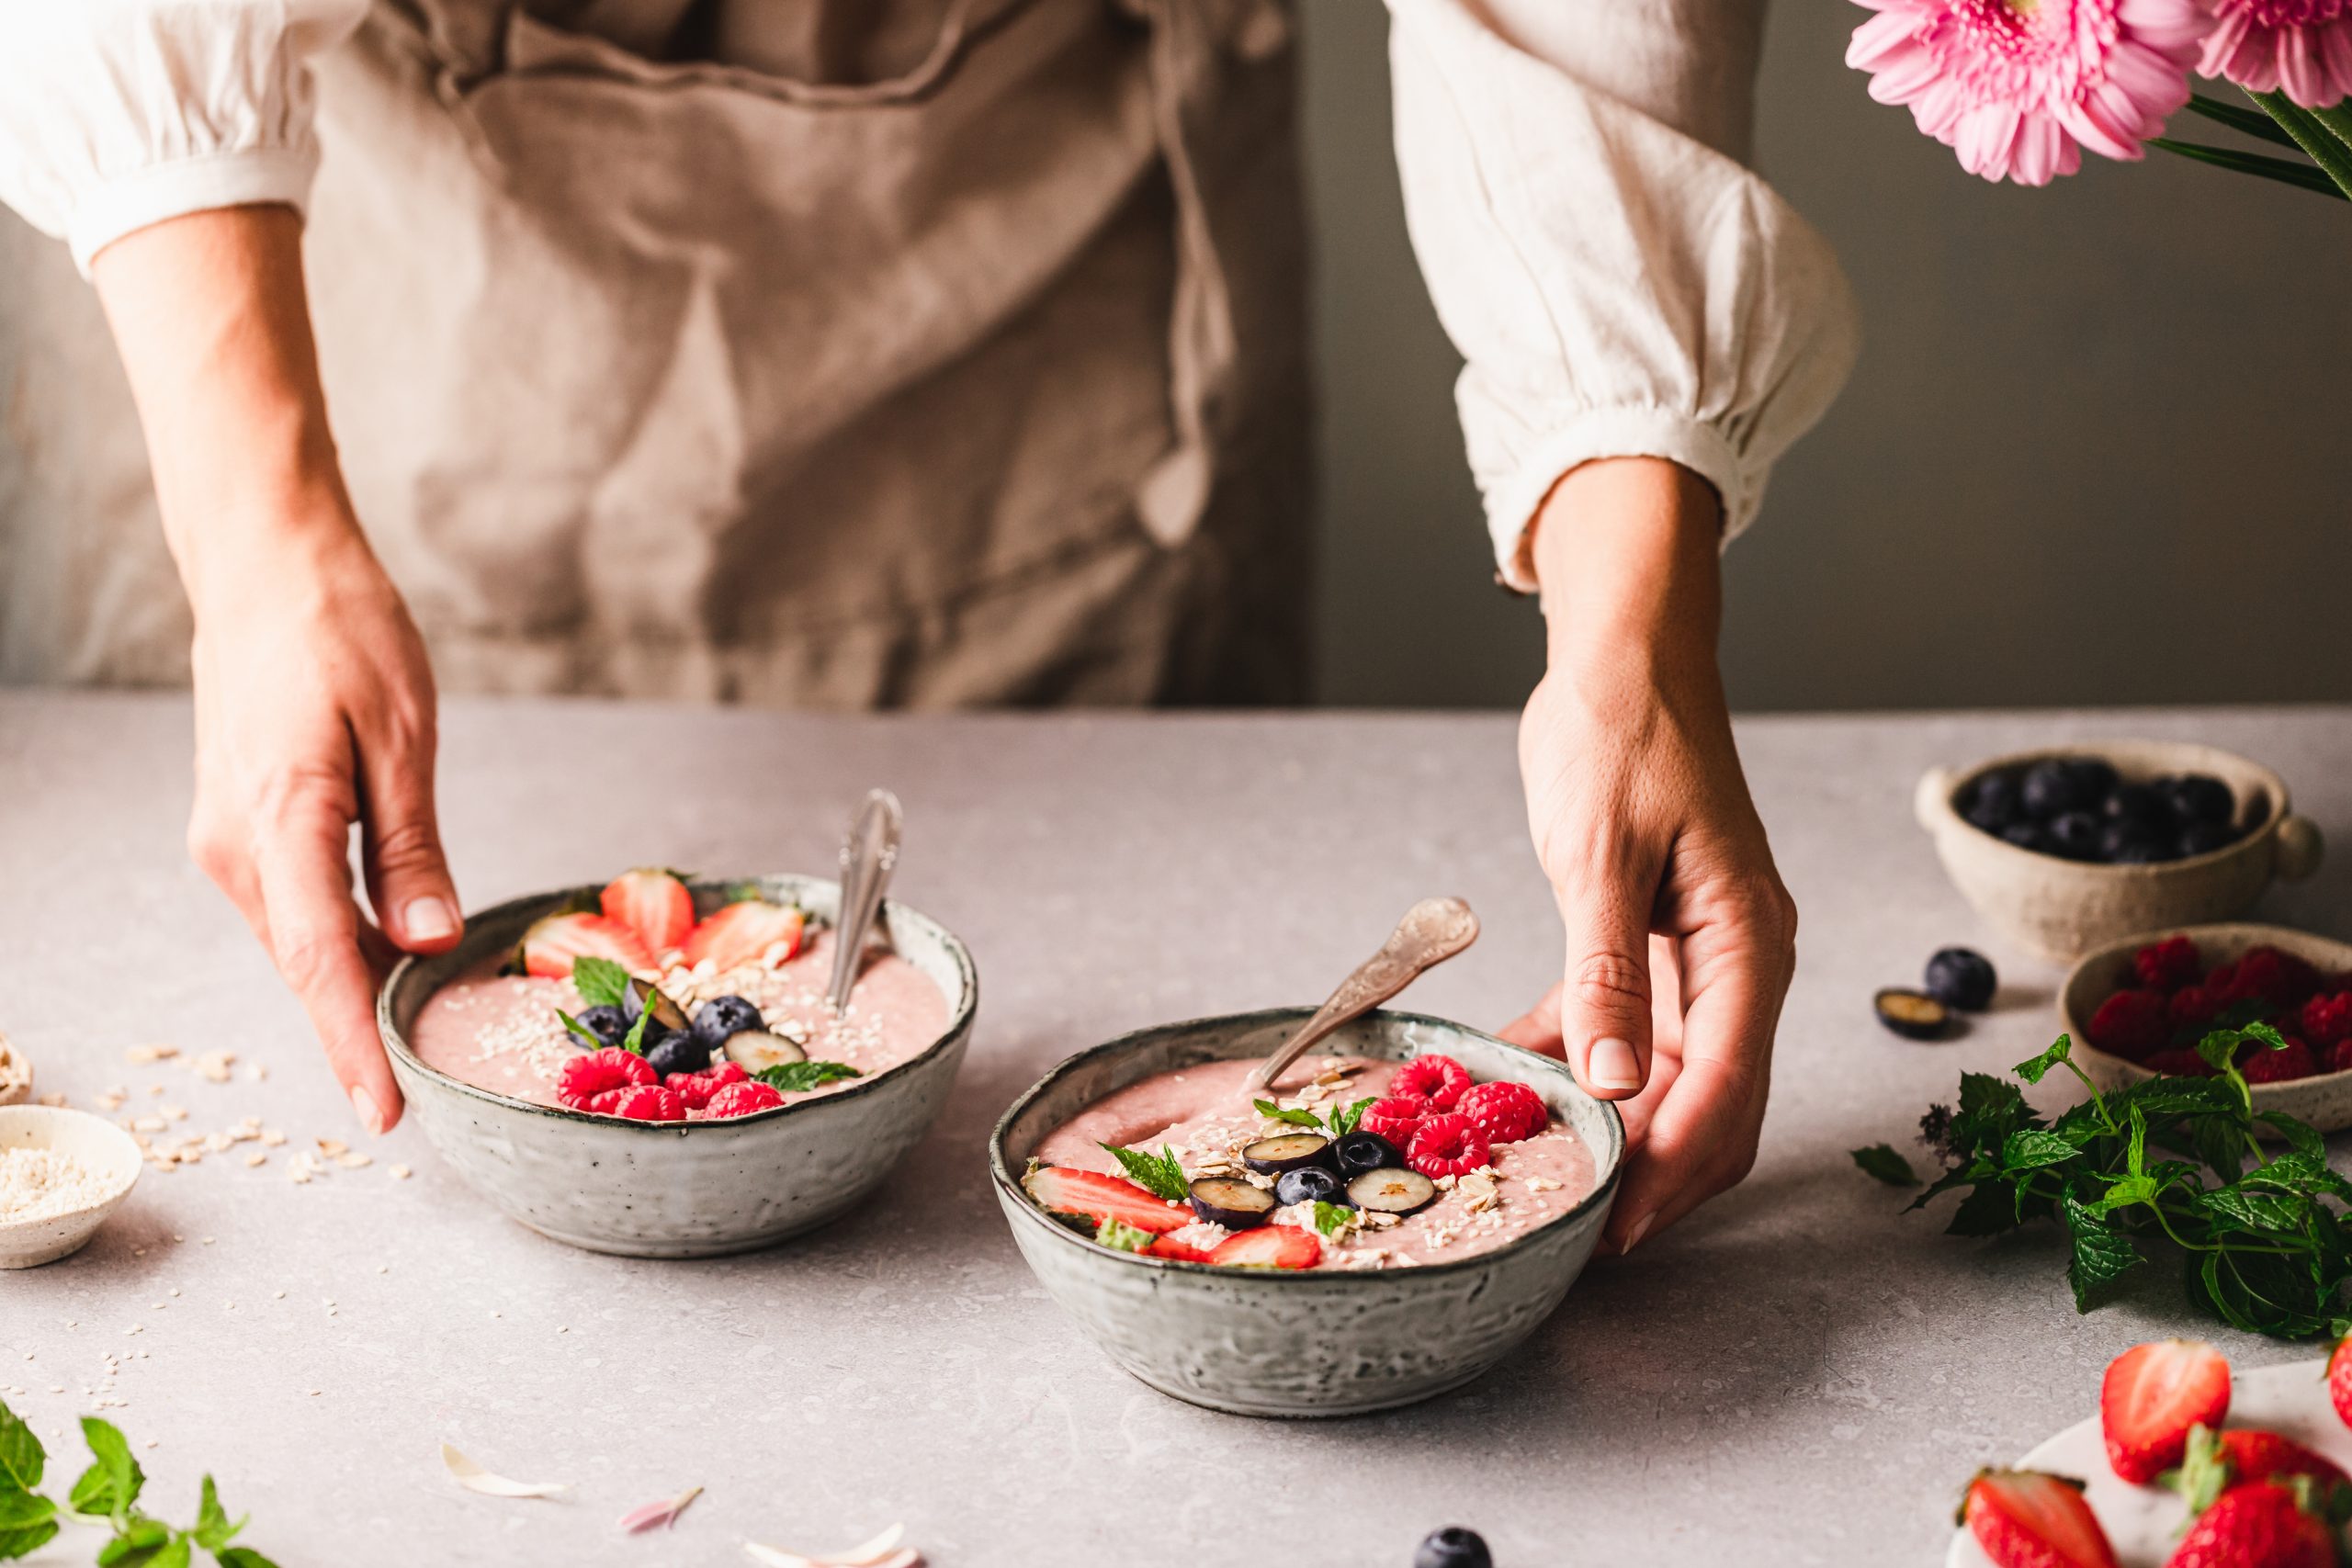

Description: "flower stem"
2248 89 2352 199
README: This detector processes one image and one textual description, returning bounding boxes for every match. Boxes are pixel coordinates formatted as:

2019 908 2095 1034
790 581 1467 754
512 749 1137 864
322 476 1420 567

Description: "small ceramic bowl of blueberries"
1914 740 2323 962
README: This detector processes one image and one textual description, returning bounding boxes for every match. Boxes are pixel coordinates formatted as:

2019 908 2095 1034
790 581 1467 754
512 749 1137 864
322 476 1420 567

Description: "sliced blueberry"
1188 1177 1275 1231
2178 820 2242 858
724 1030 808 1071
1274 1167 1348 1208
692 994 764 1049
623 977 691 1037
644 1032 710 1077
1924 948 1996 1012
1414 1528 1493 1568
575 1005 629 1048
1241 1133 1333 1177
1334 1131 1400 1178
1960 772 2021 832
1875 987 1953 1041
2045 810 2102 860
2020 759 2086 818
2163 773 2235 826
1348 1167 1437 1216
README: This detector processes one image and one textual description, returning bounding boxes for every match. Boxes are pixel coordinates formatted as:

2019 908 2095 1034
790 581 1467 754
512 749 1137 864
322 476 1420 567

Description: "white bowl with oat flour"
0 1106 142 1268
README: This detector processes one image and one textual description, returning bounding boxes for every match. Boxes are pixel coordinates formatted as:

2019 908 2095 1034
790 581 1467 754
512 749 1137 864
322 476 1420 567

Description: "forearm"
1530 457 1724 692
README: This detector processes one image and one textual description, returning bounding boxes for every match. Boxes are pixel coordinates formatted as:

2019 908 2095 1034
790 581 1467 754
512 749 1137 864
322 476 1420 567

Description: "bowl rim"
378 874 978 1134
987 1006 1625 1283
2059 921 2352 1091
1926 739 2290 877
0 1104 142 1234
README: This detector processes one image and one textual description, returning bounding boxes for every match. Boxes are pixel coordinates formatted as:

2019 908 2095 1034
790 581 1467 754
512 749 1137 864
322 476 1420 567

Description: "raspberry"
2143 1048 2211 1078
2228 947 2321 1006
706 1081 785 1118
2301 992 2352 1047
2132 936 2200 992
2241 1037 2316 1084
2332 1038 2352 1077
666 1061 749 1110
2087 989 2171 1062
1457 1080 1546 1144
1358 1094 1432 1145
1392 1055 1472 1111
608 1084 687 1122
2168 986 2221 1028
557 1046 657 1110
587 1087 630 1114
1407 1113 1491 1179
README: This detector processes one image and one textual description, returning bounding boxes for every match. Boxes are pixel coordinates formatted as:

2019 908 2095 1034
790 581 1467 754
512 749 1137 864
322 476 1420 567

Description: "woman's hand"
93 205 460 1134
1500 457 1795 1254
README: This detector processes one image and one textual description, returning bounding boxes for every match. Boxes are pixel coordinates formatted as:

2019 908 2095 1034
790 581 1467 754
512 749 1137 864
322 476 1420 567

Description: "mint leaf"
0 1494 54 1532
96 1517 170 1567
554 1010 606 1050
1251 1099 1322 1130
2060 1194 2143 1312
620 999 658 1057
1849 1144 1920 1187
1307 1201 1354 1237
215 1550 281 1568
1094 1217 1154 1254
1101 1145 1189 1204
1327 1098 1375 1139
2002 1129 2080 1173
569 956 631 1010
0 1520 58 1562
0 1401 41 1493
72 1418 141 1522
2013 1035 2076 1084
191 1476 241 1551
753 1061 860 1093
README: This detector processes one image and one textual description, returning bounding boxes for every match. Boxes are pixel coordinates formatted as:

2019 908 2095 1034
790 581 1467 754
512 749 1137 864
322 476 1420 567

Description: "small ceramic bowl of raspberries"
2061 924 2352 1133
1915 739 2322 961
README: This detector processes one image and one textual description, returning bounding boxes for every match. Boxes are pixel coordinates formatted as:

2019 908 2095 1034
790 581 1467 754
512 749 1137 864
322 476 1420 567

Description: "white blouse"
0 0 1859 590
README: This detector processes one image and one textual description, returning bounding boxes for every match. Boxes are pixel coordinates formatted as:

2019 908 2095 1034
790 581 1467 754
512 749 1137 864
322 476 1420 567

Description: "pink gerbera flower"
1849 0 2216 186
2199 0 2352 107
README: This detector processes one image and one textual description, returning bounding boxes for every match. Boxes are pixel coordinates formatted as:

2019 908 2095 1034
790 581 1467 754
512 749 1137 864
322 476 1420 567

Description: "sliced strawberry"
1207 1225 1321 1270
2328 1333 2352 1431
682 898 807 972
1023 1167 1190 1235
1146 1234 1218 1264
1960 1470 2118 1568
600 869 696 954
520 912 652 980
2102 1338 2232 1483
2215 1429 2350 1494
2165 1480 2332 1568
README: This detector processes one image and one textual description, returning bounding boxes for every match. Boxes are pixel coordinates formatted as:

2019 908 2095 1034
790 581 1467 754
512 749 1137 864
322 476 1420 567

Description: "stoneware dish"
0 1105 141 1269
2061 922 2352 1134
989 1009 1623 1419
379 874 977 1258
1915 739 2322 962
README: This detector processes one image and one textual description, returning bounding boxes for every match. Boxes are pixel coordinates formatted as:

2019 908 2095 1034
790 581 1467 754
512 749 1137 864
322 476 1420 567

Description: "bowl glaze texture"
990 1009 1622 1418
379 874 975 1258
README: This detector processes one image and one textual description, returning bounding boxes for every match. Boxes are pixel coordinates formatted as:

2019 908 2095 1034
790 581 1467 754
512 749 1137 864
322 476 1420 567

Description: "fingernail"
402 897 458 942
1587 1037 1641 1092
350 1085 386 1137
1621 1212 1654 1253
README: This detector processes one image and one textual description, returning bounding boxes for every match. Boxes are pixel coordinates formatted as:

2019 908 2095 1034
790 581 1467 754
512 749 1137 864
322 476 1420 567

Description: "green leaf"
2013 1035 2076 1085
2002 1129 2082 1173
2062 1195 2143 1312
2249 90 2352 198
191 1476 242 1551
554 1010 606 1050
0 1521 58 1562
2092 1173 2160 1214
1946 1182 2025 1237
0 1402 42 1493
1100 1144 1190 1204
96 1517 172 1568
619 998 657 1057
1849 1144 1921 1187
1250 1099 1324 1131
2149 138 2350 198
72 1419 141 1522
1307 1201 1355 1238
568 956 631 1010
214 1550 280 1568
2185 92 2303 148
1093 1216 1154 1254
1328 1098 1375 1139
0 1494 52 1532
2257 1112 2325 1158
2204 1184 2307 1233
753 1060 861 1093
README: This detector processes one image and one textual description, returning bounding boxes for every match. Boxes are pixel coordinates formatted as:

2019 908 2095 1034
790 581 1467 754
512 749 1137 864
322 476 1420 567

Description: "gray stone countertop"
3 693 2348 1568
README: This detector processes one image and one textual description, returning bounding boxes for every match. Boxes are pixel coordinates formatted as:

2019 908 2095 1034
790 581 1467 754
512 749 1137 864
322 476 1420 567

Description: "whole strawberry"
2165 1481 2334 1568
1960 1469 2118 1568
2328 1334 2352 1432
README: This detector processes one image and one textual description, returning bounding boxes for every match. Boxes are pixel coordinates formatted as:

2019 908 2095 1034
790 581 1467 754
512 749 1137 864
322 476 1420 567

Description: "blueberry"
692 994 764 1049
1924 948 1996 1012
644 1032 710 1078
1961 772 2022 833
2019 760 2083 819
2102 783 2172 835
1334 1131 1400 1178
2178 820 2242 858
2162 773 2235 826
575 1005 628 1048
2098 821 2165 863
2065 757 2120 802
2045 810 2103 860
1275 1166 1348 1208
1414 1528 1492 1568
1998 821 2045 852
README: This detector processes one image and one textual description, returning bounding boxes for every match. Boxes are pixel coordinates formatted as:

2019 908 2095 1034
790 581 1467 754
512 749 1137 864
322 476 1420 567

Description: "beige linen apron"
0 0 1312 706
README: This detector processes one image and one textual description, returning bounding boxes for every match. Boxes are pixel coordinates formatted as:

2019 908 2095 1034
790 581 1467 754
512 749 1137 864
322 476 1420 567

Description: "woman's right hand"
92 204 461 1134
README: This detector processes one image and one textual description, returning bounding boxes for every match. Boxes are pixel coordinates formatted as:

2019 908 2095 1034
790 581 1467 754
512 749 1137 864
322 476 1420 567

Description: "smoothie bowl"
380 871 976 1258
989 1010 1622 1417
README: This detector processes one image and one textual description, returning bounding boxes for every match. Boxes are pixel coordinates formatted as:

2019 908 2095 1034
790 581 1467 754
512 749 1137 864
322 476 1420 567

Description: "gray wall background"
1301 0 2352 713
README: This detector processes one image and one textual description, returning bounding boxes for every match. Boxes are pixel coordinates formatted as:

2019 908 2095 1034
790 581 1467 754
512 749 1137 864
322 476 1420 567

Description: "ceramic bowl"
1914 739 2322 962
379 874 976 1258
2061 922 2352 1133
989 1009 1623 1419
0 1106 142 1269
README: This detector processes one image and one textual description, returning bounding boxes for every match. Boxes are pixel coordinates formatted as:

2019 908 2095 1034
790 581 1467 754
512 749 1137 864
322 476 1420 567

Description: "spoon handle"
827 789 903 1011
1250 897 1480 1091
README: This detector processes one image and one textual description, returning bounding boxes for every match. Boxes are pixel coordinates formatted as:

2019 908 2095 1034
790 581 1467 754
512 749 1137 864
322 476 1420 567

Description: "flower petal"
440 1442 569 1500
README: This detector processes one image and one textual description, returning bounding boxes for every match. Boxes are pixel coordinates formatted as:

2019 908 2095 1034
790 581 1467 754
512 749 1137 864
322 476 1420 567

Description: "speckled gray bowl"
989 1010 1623 1418
380 874 975 1258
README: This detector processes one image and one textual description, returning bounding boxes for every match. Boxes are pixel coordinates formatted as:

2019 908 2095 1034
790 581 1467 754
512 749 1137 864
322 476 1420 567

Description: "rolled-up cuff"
1480 405 1751 593
68 143 319 275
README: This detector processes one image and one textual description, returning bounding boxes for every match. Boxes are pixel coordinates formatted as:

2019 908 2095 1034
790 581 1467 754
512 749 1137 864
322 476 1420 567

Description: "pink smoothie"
1034 1055 1599 1271
410 931 949 1114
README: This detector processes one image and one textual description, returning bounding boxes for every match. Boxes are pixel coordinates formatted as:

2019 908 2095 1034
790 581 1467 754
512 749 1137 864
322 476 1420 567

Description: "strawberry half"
2165 1479 2334 1568
683 898 807 972
1207 1225 1321 1270
2102 1338 2232 1483
2328 1333 2352 1432
1146 1234 1218 1264
1023 1167 1190 1235
1960 1470 2119 1568
600 868 695 954
519 912 653 980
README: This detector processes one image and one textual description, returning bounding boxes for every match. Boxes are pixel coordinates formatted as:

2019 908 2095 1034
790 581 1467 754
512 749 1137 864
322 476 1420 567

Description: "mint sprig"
554 1010 606 1051
1855 1023 2352 1337
569 956 631 1010
0 1403 274 1565
1251 1097 1375 1143
1101 1145 1189 1203
618 997 661 1058
754 1061 861 1093
1306 1201 1355 1238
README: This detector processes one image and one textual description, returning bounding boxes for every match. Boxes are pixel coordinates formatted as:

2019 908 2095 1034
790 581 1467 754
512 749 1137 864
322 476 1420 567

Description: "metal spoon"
1249 897 1481 1091
827 788 903 1010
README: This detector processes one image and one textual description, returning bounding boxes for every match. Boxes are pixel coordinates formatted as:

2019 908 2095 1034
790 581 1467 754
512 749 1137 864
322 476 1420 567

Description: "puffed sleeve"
0 0 368 275
1385 0 1861 590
